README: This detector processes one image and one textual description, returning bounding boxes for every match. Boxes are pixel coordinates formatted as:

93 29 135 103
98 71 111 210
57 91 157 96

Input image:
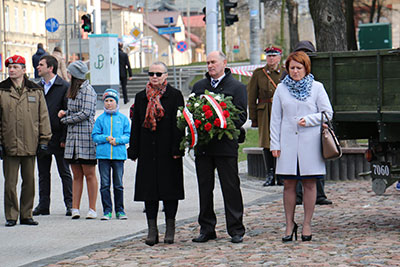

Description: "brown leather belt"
258 98 273 104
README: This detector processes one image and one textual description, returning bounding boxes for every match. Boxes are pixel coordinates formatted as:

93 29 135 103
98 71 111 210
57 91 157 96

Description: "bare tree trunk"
376 0 383 22
369 0 377 22
309 0 347 51
280 0 286 52
286 0 299 52
345 0 357 50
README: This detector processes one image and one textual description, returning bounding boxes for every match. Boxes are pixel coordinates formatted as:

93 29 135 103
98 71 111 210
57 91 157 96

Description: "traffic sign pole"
167 21 177 88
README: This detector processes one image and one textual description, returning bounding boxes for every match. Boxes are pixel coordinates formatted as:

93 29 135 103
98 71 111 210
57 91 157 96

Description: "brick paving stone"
46 180 400 266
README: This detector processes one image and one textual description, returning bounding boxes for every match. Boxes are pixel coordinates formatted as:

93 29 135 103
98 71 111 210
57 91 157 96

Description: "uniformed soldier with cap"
0 55 52 227
247 45 285 186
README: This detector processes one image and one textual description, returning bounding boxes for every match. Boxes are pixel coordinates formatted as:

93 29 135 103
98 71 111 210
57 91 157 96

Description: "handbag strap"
320 111 333 133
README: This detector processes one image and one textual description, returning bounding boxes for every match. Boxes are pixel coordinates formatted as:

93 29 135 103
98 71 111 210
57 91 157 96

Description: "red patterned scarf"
143 80 167 131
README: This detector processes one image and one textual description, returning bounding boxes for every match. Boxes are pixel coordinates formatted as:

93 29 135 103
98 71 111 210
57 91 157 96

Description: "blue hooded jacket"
92 111 131 160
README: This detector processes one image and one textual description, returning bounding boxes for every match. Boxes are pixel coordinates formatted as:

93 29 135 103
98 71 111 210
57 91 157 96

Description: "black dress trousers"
195 155 245 237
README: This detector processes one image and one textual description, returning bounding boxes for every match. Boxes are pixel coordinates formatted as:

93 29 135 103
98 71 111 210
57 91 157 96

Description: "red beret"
5 55 26 67
264 46 282 55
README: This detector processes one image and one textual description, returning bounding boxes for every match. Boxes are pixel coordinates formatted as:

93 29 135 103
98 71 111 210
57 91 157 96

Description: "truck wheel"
372 178 387 195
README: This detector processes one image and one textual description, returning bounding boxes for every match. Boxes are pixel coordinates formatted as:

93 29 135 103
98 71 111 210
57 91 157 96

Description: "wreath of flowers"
177 90 241 150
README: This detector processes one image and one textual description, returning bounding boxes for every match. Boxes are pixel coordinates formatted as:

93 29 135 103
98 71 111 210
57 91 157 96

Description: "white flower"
214 95 222 101
188 93 195 98
194 103 200 107
177 110 182 118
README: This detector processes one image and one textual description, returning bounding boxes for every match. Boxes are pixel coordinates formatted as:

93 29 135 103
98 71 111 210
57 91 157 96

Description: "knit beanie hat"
102 89 119 104
67 60 88 79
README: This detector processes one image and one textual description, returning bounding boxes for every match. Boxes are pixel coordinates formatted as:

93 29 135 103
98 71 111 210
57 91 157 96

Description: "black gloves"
127 147 136 161
37 144 49 157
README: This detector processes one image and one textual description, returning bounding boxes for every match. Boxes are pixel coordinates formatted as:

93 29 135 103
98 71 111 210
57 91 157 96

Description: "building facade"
0 0 47 78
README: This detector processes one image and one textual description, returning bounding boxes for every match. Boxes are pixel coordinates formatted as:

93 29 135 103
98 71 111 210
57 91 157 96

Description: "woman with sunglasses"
128 61 185 246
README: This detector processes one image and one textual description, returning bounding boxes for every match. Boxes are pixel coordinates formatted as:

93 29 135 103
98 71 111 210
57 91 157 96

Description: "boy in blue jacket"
92 89 131 220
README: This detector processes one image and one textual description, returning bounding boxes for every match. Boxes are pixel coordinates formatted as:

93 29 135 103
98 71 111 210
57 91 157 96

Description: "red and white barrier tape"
230 64 264 77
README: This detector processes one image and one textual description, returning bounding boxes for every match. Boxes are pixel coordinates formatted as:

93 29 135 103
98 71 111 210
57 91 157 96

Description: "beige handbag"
321 111 342 160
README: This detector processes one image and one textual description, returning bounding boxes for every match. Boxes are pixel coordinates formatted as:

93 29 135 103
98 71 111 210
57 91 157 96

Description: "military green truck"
311 49 400 194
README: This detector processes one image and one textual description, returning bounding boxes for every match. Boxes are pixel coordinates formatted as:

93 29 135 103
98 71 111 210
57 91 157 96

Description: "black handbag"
320 111 342 160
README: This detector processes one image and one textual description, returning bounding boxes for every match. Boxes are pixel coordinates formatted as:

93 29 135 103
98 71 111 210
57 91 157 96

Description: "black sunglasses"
148 72 166 77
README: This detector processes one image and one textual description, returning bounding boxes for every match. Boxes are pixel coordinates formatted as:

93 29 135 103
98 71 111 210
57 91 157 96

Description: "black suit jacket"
38 75 69 153
119 48 133 79
192 68 248 157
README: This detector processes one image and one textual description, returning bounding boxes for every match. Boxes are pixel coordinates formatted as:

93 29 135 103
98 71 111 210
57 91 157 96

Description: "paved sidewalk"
43 180 400 267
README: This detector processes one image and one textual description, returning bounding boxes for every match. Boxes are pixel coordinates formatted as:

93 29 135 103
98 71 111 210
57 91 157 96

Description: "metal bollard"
179 68 182 90
347 154 356 180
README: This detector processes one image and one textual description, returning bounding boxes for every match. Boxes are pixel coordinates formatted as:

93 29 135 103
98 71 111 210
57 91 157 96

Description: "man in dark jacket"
0 55 52 227
191 51 247 244
32 43 48 78
118 43 133 104
33 55 73 216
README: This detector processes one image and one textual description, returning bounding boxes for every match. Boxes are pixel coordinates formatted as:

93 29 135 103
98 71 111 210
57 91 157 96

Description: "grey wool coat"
61 80 97 160
270 80 333 176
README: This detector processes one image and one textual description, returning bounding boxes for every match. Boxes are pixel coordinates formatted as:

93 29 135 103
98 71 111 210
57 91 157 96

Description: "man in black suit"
33 55 73 216
118 43 133 104
191 51 247 244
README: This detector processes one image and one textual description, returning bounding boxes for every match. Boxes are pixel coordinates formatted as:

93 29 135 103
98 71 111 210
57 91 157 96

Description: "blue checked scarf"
283 73 314 101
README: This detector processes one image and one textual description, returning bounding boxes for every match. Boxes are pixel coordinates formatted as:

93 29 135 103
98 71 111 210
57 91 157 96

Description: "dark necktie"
211 79 219 88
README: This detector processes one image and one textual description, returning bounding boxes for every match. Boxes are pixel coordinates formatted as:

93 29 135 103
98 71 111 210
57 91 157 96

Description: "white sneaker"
86 209 97 219
71 209 80 219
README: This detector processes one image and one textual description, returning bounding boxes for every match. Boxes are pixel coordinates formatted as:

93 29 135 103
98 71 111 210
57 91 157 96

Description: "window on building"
39 11 45 34
14 7 19 32
5 6 10 31
101 20 108 33
23 9 28 33
31 10 36 33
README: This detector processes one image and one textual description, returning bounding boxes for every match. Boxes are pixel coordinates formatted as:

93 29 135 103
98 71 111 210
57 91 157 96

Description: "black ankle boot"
164 218 175 244
145 219 159 246
263 168 275 186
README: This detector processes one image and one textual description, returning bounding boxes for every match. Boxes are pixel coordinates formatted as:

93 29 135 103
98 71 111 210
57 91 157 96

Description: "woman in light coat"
270 51 333 242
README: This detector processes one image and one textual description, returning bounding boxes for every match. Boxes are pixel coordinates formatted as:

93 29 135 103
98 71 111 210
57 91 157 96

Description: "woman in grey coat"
270 51 333 242
58 60 98 220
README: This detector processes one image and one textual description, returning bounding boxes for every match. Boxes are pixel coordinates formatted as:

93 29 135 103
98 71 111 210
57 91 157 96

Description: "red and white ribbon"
201 94 227 129
183 107 198 148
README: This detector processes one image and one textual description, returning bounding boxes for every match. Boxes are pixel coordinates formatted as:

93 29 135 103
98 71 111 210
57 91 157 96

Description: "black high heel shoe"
301 234 312 242
282 222 298 242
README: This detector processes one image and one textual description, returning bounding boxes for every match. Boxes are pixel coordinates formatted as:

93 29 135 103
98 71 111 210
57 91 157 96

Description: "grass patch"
238 128 259 162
